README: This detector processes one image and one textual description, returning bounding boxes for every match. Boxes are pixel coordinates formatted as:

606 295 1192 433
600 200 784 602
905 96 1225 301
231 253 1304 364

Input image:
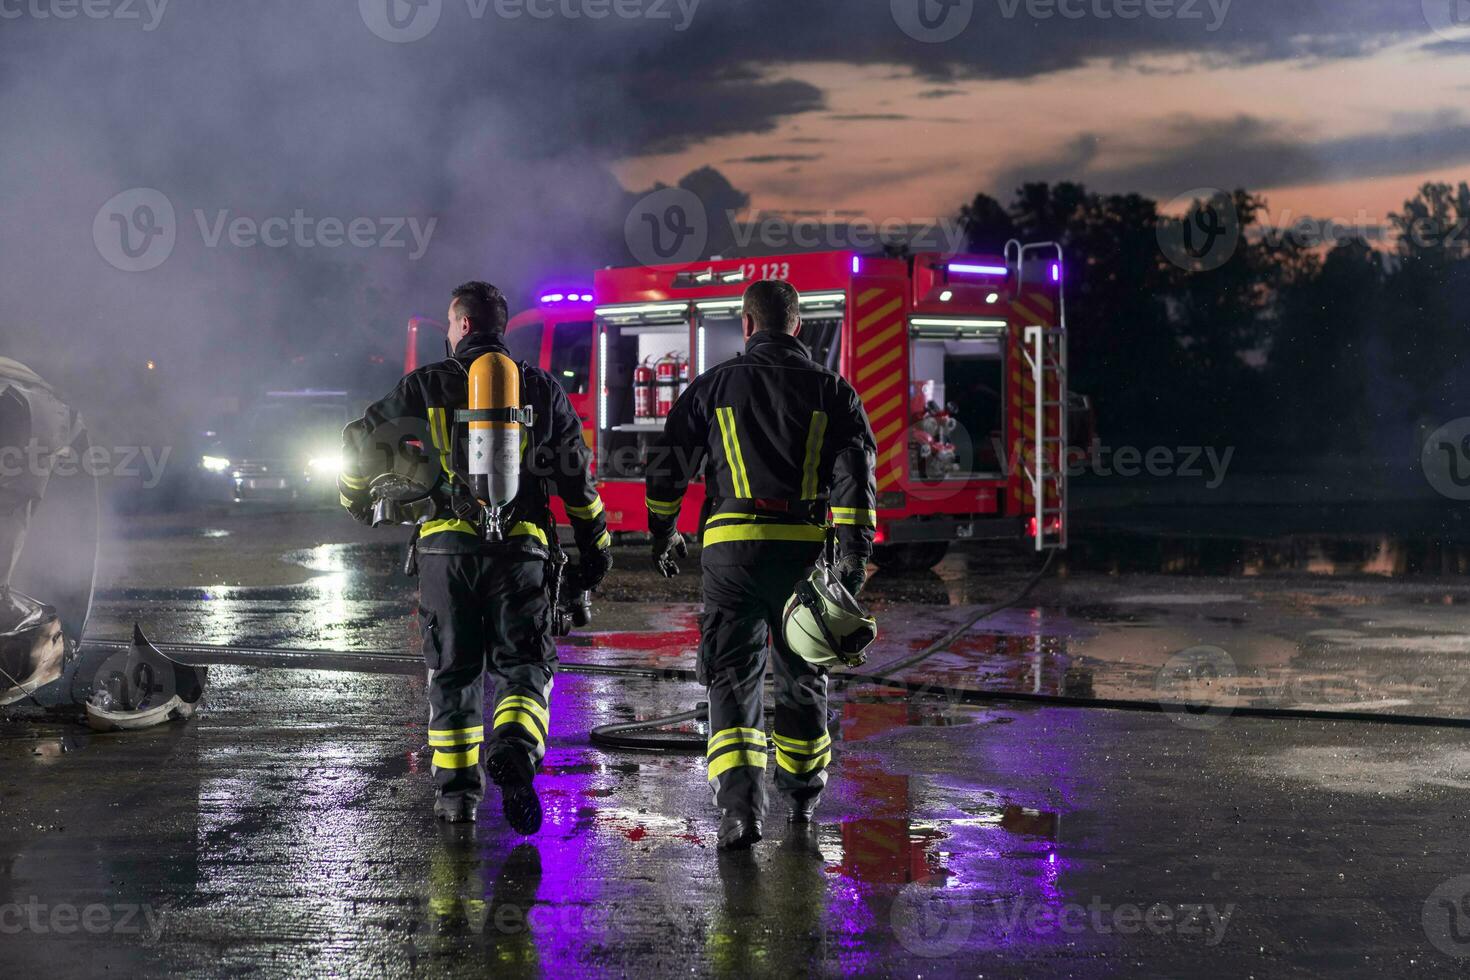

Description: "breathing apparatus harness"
370 353 586 636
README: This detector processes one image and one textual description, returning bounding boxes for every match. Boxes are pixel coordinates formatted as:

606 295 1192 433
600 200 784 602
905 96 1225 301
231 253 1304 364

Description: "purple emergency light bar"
948 262 1008 277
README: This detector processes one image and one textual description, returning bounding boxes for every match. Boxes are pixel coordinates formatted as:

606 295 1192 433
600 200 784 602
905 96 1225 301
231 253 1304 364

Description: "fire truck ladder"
1011 241 1068 551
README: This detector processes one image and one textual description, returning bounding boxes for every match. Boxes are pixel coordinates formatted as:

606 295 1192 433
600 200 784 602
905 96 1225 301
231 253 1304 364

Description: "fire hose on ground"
76 549 1470 753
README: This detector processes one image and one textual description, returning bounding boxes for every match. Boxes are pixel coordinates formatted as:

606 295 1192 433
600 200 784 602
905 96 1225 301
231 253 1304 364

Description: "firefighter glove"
576 547 613 592
344 495 374 527
833 553 869 596
652 530 688 578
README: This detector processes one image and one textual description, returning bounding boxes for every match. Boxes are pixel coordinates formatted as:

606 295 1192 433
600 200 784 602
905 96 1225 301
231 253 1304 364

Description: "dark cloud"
995 115 1470 200
724 154 826 164
918 88 967 99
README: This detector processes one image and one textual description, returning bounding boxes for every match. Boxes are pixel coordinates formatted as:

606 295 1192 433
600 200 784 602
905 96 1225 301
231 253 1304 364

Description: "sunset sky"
616 6 1470 233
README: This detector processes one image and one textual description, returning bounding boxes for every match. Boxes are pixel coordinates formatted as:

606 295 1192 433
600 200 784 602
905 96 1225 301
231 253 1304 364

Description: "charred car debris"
1 358 209 731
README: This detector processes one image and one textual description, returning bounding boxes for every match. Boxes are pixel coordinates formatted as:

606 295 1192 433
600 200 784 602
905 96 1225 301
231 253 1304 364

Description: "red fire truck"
405 247 1070 569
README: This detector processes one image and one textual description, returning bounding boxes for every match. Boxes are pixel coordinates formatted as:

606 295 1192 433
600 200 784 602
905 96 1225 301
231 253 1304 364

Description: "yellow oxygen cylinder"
467 353 520 534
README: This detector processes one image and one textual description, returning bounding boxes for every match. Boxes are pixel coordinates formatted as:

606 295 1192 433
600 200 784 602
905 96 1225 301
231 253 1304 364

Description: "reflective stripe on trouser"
700 555 831 819
418 552 558 799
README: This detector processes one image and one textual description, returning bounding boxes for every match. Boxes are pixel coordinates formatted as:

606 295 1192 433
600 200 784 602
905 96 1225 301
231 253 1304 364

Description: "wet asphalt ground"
4 502 1470 977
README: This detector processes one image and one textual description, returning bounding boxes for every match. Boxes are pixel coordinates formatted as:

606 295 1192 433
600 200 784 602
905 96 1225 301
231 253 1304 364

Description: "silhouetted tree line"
957 181 1470 462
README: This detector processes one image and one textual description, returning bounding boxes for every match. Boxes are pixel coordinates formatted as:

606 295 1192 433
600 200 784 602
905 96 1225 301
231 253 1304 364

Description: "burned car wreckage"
0 357 207 729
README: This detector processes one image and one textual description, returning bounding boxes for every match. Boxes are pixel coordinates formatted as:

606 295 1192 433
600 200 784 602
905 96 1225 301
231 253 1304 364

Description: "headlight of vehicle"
200 455 231 473
307 453 342 476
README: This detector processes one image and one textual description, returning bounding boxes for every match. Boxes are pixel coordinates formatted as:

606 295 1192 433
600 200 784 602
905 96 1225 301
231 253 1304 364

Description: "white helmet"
782 564 878 669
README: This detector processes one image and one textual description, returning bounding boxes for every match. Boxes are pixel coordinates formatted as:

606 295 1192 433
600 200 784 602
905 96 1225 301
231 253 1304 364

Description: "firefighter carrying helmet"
781 563 878 669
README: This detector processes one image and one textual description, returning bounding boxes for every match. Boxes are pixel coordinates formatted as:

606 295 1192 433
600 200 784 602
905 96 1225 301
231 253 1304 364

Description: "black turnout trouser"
700 552 832 821
417 552 556 801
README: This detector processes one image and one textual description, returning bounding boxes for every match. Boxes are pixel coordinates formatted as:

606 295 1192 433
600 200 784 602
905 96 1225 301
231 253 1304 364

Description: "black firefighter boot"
433 794 479 824
717 810 764 851
788 794 820 825
485 746 542 835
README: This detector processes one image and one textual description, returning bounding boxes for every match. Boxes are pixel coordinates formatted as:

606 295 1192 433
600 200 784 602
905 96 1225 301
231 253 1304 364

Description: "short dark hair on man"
450 281 509 336
742 279 801 334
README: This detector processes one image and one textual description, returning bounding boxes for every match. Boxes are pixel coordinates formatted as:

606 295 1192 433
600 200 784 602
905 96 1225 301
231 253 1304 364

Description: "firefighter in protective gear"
645 280 877 851
340 282 612 831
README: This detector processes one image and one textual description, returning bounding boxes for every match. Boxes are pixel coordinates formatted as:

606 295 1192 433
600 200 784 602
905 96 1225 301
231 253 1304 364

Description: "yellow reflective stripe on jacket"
594 530 612 549
566 496 605 520
704 513 761 526
339 493 355 509
800 410 828 500
432 747 480 769
339 473 369 490
420 520 476 537
703 523 827 547
509 522 548 545
715 407 752 498
420 519 478 538
831 507 877 527
419 520 545 543
426 407 454 480
647 496 684 517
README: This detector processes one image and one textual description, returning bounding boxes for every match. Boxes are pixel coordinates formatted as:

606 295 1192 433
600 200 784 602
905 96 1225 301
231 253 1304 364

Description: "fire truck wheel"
870 543 949 572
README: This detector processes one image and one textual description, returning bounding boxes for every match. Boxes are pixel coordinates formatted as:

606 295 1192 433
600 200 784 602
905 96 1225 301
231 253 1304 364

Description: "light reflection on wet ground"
9 506 1470 972
85 514 1470 721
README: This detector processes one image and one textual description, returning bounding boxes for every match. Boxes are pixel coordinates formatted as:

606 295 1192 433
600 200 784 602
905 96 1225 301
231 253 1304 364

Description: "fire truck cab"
488 248 1069 570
